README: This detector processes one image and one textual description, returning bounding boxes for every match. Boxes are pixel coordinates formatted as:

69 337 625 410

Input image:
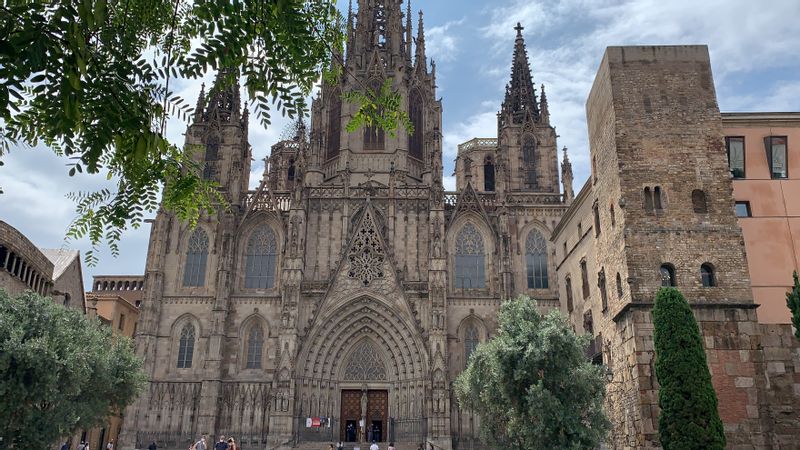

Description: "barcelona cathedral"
119 0 800 449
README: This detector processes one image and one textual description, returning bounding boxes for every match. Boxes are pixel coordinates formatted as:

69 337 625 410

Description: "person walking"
370 441 379 450
148 441 157 450
194 436 207 450
226 437 237 450
388 443 396 450
107 440 114 450
336 441 344 450
60 442 68 450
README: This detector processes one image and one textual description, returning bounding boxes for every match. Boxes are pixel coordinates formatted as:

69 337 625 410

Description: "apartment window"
726 137 745 178
580 260 590 298
660 264 676 287
565 276 574 313
764 136 788 179
593 203 601 237
735 201 751 218
598 269 608 312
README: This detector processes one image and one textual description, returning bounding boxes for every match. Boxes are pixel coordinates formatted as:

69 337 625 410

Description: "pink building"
724 112 800 323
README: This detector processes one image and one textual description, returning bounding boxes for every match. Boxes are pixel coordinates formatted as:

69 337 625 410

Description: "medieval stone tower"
118 2 573 448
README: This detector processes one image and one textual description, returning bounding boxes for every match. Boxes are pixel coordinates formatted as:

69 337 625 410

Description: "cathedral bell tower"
188 69 252 206
496 24 559 194
308 0 443 188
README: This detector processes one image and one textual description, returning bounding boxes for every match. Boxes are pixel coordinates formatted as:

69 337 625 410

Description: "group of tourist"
184 435 238 450
60 440 115 450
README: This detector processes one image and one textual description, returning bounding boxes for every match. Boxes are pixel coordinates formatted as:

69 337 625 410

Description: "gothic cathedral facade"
119 2 573 449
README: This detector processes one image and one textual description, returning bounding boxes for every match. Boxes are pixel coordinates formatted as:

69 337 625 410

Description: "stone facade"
553 46 800 449
118 5 568 450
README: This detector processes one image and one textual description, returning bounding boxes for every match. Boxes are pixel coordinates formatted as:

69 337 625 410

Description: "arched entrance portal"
296 295 429 444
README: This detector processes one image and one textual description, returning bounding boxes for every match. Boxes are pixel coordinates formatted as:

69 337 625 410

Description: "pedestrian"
60 442 68 450
370 441 379 450
388 442 396 450
214 436 228 450
226 436 237 450
337 441 344 450
328 444 335 450
194 436 207 450
78 442 86 450
107 440 114 450
148 441 157 450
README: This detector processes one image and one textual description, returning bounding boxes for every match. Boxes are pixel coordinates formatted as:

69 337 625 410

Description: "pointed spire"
205 68 241 122
194 83 206 122
502 23 540 124
540 83 550 124
561 146 574 203
405 0 413 61
414 10 427 73
346 0 355 64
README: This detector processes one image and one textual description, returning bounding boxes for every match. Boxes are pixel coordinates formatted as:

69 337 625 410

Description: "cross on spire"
514 22 524 37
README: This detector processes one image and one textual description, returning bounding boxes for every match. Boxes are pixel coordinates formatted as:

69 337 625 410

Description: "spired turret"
186 68 251 206
495 23 560 194
308 0 442 188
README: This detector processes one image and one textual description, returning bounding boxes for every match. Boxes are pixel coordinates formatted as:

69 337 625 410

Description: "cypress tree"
652 287 725 450
787 271 800 341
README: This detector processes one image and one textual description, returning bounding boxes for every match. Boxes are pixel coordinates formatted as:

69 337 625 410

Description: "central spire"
502 22 540 124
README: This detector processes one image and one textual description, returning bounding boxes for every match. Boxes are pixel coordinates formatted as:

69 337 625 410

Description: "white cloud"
443 175 457 191
442 109 498 159
426 18 465 63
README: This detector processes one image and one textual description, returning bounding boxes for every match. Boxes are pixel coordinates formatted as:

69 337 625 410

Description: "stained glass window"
177 324 195 368
183 229 209 287
526 230 548 289
245 226 277 289
246 324 264 369
465 325 479 361
455 223 485 289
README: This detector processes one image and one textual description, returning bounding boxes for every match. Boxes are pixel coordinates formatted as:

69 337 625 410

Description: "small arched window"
245 226 278 289
593 203 601 237
455 223 486 289
692 189 707 213
526 229 549 289
483 156 495 192
644 187 654 213
616 272 624 298
246 324 264 369
660 264 676 287
654 186 663 210
598 269 608 311
177 324 196 368
465 325 479 361
700 263 716 287
183 229 209 287
580 260 590 298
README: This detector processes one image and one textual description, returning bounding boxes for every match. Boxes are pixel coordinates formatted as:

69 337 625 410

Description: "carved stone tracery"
343 340 388 381
347 210 386 286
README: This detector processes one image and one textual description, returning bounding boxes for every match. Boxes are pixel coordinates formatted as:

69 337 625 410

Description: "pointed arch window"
245 324 264 369
326 90 342 159
408 89 424 159
483 156 495 192
526 229 549 289
245 226 278 289
287 158 296 182
364 80 386 151
522 135 537 189
455 223 486 289
465 325 479 361
183 229 209 287
177 324 195 368
203 135 220 180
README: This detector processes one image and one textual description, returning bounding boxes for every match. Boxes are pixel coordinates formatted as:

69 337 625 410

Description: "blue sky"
2 0 799 287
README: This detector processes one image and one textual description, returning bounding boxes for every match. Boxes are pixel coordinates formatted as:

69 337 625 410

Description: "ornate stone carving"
343 340 388 381
347 210 386 286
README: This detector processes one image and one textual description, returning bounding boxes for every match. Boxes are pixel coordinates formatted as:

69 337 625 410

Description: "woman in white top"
388 443 396 450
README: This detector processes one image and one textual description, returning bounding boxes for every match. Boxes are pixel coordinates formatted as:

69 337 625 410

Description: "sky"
1 0 799 289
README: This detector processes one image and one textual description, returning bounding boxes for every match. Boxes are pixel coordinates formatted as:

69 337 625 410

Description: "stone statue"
360 389 368 420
